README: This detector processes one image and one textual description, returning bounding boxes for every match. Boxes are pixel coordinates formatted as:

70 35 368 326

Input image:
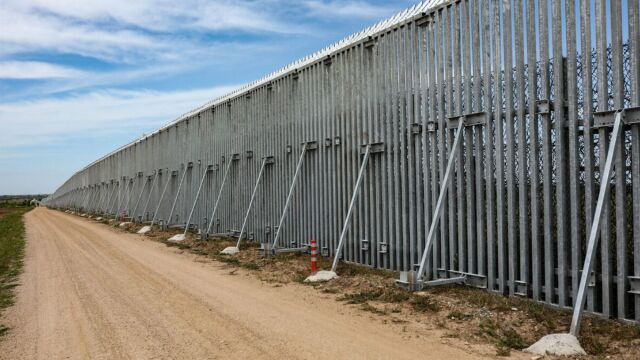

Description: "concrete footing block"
525 333 586 356
168 234 186 242
220 246 239 255
137 226 151 234
304 270 338 283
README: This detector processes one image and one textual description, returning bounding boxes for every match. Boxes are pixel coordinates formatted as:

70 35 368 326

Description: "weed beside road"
0 206 30 337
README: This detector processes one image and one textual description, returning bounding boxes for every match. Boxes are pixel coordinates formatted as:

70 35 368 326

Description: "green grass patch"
0 207 30 338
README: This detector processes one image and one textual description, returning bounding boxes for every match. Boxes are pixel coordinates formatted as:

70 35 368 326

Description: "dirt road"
0 208 486 359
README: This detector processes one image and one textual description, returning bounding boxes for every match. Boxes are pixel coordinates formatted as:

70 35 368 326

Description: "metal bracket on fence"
570 110 624 336
535 99 553 114
514 281 529 297
629 277 640 295
235 156 273 248
205 154 240 238
398 118 465 289
593 106 640 128
269 141 317 255
447 111 487 128
330 142 384 273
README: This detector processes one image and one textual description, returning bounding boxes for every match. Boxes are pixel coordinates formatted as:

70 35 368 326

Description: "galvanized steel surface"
44 0 640 324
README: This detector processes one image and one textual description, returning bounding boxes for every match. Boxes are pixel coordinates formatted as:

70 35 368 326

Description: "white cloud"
0 85 239 149
0 61 87 79
0 8 168 63
303 0 400 19
0 0 304 63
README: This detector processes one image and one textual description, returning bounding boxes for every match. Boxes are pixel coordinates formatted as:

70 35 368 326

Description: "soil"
0 208 498 359
118 216 640 359
5 207 639 359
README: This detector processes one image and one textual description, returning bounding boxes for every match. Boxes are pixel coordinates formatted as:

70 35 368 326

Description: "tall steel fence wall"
44 0 640 323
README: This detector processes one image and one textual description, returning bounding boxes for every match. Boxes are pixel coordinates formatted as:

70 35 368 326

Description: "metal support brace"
123 178 135 217
205 155 238 236
570 110 624 336
167 163 191 227
106 181 119 215
150 170 174 226
270 141 317 251
235 156 273 248
183 165 213 236
414 119 465 284
93 184 103 213
331 143 384 272
114 178 128 219
140 171 159 222
131 174 150 221
93 184 104 213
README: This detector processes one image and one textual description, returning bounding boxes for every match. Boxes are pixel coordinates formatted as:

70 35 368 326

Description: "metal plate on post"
363 36 376 49
231 153 240 161
593 107 640 128
325 138 332 147
246 150 253 159
361 239 369 252
303 140 318 150
536 99 553 114
410 123 422 135
263 156 275 165
361 142 384 155
321 247 329 257
447 112 487 128
628 277 640 295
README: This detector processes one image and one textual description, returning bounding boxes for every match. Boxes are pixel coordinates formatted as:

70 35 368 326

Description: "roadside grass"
0 206 31 337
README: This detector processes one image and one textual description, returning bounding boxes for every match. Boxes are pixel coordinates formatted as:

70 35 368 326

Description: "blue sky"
0 0 416 195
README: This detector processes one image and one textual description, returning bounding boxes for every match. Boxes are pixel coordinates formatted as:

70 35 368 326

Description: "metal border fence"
43 0 640 324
